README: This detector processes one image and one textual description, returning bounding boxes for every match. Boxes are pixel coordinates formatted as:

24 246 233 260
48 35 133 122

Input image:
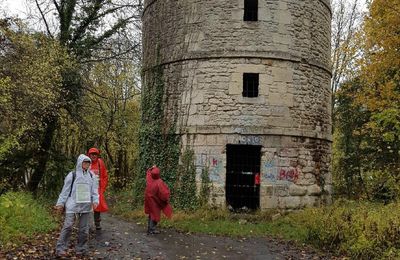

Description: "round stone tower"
142 0 332 210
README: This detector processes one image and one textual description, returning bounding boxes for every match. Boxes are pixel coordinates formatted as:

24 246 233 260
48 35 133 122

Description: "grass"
108 189 308 242
0 191 58 249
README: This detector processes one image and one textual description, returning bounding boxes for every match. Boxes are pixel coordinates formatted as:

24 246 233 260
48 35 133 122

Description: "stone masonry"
142 0 332 210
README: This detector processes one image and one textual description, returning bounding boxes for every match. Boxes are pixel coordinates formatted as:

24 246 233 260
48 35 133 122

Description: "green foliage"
107 188 137 219
333 79 370 198
299 200 400 259
136 61 180 205
0 191 57 249
334 77 399 201
198 167 211 207
0 19 74 190
174 149 198 210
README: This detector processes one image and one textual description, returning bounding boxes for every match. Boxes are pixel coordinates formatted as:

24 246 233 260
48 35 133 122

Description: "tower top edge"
143 0 332 18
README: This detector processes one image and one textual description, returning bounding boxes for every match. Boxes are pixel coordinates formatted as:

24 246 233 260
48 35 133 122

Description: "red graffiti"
212 158 218 166
278 168 299 182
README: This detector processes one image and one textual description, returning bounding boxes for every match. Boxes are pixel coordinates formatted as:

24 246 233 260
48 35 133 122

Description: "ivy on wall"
134 59 180 204
175 149 198 210
135 48 211 209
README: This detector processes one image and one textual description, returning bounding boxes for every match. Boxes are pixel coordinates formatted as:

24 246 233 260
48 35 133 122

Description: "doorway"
226 144 261 210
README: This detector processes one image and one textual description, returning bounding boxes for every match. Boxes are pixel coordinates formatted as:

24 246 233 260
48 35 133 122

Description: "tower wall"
142 0 332 210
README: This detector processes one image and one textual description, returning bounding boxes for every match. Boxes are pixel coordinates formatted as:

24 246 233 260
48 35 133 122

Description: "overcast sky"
1 0 29 17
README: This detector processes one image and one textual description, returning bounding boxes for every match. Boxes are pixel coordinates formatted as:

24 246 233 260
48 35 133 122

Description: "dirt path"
88 214 332 260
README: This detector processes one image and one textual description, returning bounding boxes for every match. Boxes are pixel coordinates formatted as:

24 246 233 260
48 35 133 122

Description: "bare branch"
34 0 53 37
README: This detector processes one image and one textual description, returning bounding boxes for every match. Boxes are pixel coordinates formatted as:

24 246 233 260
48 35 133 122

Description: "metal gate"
226 144 261 210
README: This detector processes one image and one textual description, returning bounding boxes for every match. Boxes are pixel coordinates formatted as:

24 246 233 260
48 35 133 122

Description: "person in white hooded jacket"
55 154 99 257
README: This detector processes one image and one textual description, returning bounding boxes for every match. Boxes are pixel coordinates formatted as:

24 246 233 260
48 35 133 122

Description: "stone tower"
142 0 332 210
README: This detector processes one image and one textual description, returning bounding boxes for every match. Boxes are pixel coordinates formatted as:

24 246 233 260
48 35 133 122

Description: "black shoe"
96 226 102 230
147 230 160 235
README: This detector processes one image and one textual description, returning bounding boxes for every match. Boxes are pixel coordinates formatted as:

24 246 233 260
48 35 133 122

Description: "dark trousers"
147 215 158 233
94 211 101 227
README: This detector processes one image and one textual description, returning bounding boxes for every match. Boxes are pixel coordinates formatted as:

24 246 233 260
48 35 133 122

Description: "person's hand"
93 203 98 209
54 205 64 214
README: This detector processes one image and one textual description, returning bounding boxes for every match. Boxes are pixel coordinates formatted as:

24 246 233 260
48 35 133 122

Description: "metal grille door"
226 144 261 210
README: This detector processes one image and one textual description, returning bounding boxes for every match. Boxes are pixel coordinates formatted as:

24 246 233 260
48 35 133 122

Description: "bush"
297 199 400 259
0 191 57 249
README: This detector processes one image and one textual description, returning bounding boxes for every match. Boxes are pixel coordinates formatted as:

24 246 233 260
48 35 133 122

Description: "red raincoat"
144 167 173 222
88 148 109 212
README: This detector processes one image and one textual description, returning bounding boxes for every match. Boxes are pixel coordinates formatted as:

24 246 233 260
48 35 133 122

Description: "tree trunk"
27 117 58 192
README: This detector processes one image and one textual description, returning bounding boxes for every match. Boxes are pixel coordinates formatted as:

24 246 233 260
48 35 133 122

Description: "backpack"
68 171 93 197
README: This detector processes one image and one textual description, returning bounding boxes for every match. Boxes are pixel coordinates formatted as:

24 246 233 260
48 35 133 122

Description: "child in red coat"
144 166 172 234
88 147 109 230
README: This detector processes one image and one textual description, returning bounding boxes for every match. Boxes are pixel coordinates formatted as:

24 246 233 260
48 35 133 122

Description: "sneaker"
96 225 102 230
148 230 160 234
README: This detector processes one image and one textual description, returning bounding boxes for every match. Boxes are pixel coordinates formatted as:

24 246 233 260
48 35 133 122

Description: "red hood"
151 167 160 179
88 147 100 155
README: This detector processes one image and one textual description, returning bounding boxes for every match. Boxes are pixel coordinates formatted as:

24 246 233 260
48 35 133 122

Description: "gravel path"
88 214 333 260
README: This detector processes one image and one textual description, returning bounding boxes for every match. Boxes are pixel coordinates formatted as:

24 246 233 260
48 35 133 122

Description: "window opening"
243 73 259 97
244 0 258 21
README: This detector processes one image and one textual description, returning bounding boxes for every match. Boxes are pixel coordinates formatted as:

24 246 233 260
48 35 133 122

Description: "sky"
1 0 29 17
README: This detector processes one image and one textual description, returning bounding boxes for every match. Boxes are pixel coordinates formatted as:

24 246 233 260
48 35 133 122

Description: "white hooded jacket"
56 154 99 213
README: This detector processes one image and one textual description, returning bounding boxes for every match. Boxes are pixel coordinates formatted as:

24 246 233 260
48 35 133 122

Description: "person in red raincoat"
144 166 172 234
88 147 109 230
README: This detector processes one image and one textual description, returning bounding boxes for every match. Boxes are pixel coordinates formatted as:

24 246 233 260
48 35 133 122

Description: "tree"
331 0 364 110
355 0 400 174
25 0 142 192
81 57 141 189
333 0 400 201
0 18 72 191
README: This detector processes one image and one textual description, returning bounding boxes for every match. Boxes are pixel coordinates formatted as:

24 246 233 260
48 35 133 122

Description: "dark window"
243 73 259 97
244 0 258 21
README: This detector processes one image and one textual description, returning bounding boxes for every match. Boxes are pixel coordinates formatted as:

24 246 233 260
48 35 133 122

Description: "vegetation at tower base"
175 149 199 210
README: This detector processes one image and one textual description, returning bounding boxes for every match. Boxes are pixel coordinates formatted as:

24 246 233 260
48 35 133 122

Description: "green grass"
0 191 57 249
108 189 308 242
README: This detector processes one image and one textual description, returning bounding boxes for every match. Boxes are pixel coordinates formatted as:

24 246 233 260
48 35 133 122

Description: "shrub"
297 199 400 259
0 191 57 249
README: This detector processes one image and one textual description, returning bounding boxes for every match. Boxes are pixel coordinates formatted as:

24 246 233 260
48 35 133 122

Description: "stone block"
308 184 322 195
260 196 278 209
289 184 307 196
275 185 289 197
271 67 294 83
279 196 301 209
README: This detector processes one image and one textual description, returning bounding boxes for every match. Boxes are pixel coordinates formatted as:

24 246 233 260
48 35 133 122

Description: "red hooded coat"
88 148 109 212
144 167 173 222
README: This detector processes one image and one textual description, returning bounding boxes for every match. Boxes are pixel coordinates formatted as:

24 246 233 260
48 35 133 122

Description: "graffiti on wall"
263 153 278 183
195 152 223 184
263 151 300 184
234 136 261 145
209 156 223 183
278 168 299 182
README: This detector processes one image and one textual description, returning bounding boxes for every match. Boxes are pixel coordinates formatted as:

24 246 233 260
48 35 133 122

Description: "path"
88 214 332 260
